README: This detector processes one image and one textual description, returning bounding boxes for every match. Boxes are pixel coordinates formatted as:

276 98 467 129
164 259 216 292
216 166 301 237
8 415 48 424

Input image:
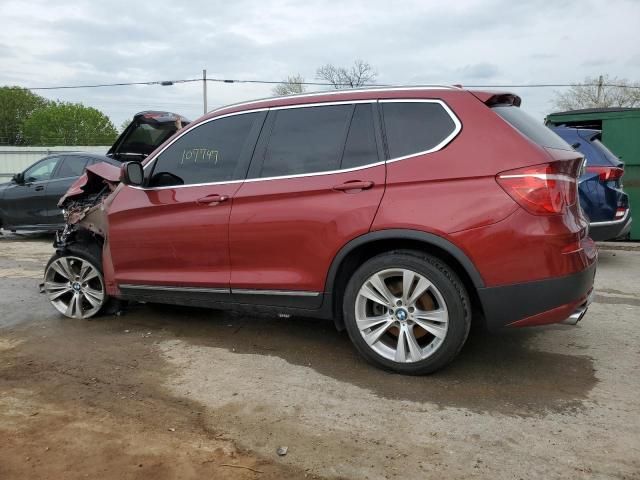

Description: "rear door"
228 102 385 305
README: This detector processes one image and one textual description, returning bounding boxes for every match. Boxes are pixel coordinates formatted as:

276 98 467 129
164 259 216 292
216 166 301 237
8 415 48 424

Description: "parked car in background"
0 153 121 232
43 87 596 375
0 111 189 233
551 126 632 240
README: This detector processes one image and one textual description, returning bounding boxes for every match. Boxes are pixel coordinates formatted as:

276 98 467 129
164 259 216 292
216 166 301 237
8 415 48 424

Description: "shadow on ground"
71 302 598 417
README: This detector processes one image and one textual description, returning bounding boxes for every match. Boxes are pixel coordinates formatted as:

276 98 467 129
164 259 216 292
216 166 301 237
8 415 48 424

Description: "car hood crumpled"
58 162 121 207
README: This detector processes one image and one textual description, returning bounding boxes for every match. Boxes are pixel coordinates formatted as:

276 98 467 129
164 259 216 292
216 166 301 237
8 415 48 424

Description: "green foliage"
22 102 118 146
0 86 50 145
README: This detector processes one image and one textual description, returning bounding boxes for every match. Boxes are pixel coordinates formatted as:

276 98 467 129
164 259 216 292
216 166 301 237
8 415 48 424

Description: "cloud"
1 0 639 126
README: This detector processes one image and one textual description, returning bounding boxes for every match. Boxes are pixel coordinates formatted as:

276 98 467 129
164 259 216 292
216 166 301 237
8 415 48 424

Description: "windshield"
592 138 622 165
493 105 572 150
117 122 178 157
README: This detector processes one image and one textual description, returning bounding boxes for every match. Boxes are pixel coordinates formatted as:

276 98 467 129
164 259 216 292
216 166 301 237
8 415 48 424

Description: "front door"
107 111 266 290
229 102 386 305
5 156 61 228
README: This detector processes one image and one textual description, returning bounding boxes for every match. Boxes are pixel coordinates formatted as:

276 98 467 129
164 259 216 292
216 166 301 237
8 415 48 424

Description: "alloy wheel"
44 256 105 319
355 268 449 363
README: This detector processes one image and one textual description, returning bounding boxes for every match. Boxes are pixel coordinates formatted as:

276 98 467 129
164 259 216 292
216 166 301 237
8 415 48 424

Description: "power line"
21 77 640 91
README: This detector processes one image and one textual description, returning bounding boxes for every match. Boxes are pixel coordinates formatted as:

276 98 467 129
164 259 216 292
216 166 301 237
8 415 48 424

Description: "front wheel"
343 251 471 375
43 249 107 319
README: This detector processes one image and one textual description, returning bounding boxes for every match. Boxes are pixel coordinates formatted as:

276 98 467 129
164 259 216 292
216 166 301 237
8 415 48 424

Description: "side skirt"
118 284 332 319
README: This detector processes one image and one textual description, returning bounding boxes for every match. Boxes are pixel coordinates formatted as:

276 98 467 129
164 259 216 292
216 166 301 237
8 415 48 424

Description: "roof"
205 85 464 119
549 107 640 116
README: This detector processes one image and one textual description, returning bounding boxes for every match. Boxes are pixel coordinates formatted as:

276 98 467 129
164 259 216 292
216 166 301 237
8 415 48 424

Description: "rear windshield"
492 105 572 150
592 138 622 165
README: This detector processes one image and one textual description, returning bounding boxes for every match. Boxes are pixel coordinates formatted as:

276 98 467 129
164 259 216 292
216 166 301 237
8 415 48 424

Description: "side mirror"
120 161 144 186
12 172 24 184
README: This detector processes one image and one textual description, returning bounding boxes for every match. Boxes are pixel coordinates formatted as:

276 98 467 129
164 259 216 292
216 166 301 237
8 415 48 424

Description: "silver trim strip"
232 289 321 297
118 284 321 297
134 98 461 191
209 85 459 115
119 284 230 294
590 209 630 226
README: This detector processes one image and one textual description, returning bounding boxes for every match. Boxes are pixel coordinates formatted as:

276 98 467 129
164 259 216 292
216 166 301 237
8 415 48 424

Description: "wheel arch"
325 229 485 330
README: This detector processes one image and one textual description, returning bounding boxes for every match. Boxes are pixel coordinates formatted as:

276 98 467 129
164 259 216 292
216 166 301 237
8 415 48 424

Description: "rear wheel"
43 246 107 319
343 251 471 375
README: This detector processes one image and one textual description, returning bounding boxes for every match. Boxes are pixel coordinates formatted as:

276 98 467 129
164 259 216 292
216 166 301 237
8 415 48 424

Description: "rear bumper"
588 210 631 241
478 260 597 331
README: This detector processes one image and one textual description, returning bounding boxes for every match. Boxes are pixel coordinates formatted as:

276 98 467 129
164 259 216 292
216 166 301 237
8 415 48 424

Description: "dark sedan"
0 153 119 232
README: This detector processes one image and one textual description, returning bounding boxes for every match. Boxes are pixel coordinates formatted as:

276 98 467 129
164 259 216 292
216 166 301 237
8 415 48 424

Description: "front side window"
149 112 259 187
24 157 60 183
258 105 352 178
382 101 458 159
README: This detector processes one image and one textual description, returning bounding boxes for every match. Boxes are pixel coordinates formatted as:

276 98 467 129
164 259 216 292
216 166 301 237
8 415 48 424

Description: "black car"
0 111 189 232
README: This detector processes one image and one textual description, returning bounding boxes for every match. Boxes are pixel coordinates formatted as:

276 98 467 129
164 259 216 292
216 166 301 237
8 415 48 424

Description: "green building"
546 107 640 240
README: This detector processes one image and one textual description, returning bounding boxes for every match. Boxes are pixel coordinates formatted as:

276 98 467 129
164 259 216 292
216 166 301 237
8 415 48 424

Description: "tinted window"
341 104 378 169
382 102 457 158
24 157 60 182
53 156 89 178
150 113 258 187
493 106 571 150
259 105 351 177
592 138 621 166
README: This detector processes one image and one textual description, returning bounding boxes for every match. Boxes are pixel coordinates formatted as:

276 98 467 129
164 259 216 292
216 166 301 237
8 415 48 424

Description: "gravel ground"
0 232 639 479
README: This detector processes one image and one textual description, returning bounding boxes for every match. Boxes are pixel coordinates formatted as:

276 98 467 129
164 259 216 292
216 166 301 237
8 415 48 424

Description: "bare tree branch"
316 60 377 89
552 75 640 111
272 75 306 96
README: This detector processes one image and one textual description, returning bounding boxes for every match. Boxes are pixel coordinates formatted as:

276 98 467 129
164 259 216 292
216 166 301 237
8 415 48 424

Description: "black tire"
44 242 113 319
343 250 471 375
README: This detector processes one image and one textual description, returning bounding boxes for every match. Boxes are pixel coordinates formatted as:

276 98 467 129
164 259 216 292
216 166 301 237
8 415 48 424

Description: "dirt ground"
1 233 639 479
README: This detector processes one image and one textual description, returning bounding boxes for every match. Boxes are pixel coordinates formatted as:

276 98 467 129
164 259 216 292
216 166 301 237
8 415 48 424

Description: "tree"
272 75 306 96
316 60 377 89
0 86 50 145
22 102 118 146
552 75 640 111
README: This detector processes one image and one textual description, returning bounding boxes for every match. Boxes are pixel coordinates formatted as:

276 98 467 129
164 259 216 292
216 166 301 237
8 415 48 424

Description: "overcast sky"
1 0 639 129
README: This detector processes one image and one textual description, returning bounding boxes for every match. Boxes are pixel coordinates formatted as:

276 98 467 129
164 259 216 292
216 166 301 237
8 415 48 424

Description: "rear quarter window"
493 105 571 150
381 101 459 159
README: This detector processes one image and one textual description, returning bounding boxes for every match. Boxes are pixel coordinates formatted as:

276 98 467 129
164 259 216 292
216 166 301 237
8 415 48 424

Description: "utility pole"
596 75 603 105
203 69 208 114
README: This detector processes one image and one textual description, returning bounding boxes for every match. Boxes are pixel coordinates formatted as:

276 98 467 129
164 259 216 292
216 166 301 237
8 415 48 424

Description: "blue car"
551 126 632 241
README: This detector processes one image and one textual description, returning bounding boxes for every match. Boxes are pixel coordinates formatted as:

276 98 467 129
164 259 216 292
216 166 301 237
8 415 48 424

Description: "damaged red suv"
43 86 597 374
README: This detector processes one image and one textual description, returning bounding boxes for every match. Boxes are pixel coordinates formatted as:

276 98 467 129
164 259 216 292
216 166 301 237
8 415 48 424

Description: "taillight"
496 160 581 215
586 166 624 182
615 207 627 219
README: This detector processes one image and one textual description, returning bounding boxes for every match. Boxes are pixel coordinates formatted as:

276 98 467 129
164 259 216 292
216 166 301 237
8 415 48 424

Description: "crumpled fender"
58 162 121 207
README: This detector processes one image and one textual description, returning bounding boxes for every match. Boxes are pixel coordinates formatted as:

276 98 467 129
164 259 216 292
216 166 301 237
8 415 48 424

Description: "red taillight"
496 161 581 215
586 166 624 182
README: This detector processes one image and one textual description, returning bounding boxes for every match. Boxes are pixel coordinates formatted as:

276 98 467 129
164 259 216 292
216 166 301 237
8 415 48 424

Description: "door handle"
333 180 374 192
34 185 45 192
196 194 229 205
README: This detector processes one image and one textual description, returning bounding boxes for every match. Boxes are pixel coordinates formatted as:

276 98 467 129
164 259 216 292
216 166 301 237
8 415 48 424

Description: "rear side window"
341 104 379 169
53 156 89 178
381 101 458 159
149 112 259 187
258 105 351 177
493 106 571 150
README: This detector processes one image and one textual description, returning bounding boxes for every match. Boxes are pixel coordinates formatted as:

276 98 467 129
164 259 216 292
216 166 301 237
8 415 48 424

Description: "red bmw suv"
44 86 597 374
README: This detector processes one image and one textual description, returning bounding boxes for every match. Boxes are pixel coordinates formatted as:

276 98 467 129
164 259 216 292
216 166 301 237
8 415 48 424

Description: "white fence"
0 146 110 179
